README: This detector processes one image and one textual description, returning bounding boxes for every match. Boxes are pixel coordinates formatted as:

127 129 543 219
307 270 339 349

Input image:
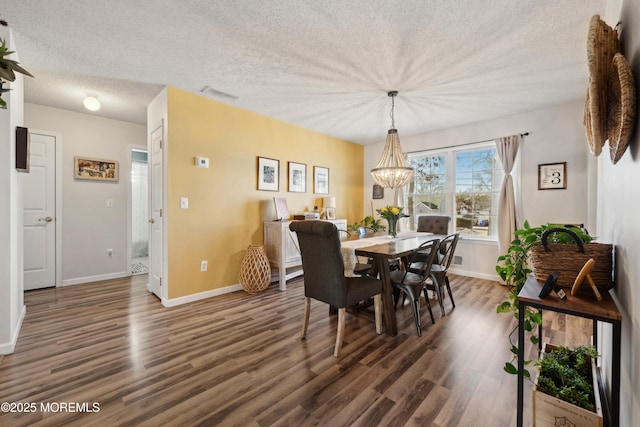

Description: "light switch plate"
180 197 188 209
195 156 209 168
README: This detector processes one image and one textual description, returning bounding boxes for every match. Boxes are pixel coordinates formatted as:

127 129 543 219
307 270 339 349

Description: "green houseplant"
495 221 592 377
347 215 386 234
0 19 34 109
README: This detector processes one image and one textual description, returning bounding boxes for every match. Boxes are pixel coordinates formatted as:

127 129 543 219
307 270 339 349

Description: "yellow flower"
380 207 388 213
390 207 400 215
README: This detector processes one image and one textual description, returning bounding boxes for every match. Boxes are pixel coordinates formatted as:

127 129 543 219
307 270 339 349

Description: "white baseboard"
62 271 129 287
162 283 245 307
0 304 26 355
448 267 500 282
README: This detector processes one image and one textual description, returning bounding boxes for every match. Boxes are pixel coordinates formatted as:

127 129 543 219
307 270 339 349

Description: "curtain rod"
405 132 529 154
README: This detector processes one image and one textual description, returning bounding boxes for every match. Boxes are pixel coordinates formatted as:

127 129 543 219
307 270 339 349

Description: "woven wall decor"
239 245 271 294
608 53 636 164
583 15 621 156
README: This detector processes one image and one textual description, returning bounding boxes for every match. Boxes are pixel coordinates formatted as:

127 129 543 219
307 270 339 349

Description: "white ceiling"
2 0 605 145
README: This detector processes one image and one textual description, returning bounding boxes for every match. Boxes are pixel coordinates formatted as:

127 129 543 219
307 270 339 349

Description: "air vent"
200 85 239 101
453 255 463 265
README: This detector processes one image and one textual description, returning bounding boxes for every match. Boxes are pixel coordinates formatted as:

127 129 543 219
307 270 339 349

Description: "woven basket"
530 228 614 290
239 245 271 294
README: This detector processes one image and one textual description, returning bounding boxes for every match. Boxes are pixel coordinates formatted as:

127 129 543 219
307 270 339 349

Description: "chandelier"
370 91 414 189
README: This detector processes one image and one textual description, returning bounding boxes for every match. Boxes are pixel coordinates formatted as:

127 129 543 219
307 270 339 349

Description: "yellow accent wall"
166 87 364 299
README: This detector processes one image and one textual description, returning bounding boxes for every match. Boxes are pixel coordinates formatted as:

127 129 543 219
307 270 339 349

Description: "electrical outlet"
107 248 113 257
200 260 207 271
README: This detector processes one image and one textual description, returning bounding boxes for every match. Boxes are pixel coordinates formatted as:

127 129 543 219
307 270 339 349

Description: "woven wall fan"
583 15 636 164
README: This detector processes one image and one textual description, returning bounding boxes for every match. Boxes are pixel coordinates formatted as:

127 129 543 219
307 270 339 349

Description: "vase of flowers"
376 205 409 238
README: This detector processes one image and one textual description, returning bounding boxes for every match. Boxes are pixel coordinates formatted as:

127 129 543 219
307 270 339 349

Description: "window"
405 144 503 238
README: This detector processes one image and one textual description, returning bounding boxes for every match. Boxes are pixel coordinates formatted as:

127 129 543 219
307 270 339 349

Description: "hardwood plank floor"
0 274 592 426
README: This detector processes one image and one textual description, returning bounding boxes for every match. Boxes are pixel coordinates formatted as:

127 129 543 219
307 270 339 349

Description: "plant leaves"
504 362 518 374
496 301 511 313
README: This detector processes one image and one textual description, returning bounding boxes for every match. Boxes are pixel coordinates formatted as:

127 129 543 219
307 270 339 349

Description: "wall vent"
453 255 463 265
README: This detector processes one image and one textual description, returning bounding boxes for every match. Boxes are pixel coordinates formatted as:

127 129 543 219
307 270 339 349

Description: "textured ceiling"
1 0 605 145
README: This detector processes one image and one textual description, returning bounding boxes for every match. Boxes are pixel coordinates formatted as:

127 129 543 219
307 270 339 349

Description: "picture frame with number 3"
538 162 566 190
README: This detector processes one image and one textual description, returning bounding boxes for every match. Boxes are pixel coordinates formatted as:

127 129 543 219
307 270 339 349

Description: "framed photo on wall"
372 184 384 199
74 156 119 181
257 156 279 191
314 166 329 194
538 162 567 190
288 161 306 193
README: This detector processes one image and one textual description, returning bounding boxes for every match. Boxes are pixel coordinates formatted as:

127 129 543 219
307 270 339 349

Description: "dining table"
341 231 442 336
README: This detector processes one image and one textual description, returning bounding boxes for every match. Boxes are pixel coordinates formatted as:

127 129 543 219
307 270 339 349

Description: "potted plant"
0 19 34 109
533 343 603 426
495 221 593 377
347 215 386 236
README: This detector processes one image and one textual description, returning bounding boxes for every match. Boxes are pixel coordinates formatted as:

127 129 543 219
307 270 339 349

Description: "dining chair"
424 233 460 315
390 239 440 337
416 215 451 234
289 221 383 357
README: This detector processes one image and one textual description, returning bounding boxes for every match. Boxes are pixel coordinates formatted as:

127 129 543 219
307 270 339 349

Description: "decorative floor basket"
239 245 271 294
530 228 613 290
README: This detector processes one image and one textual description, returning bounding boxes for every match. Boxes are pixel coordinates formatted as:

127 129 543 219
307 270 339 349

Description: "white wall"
0 28 26 354
365 100 590 279
24 104 146 285
598 1 640 425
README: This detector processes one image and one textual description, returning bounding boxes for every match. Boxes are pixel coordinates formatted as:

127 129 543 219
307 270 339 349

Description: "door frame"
26 129 63 288
126 143 149 278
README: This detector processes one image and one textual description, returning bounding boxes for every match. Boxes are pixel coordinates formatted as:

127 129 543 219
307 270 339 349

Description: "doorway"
130 147 149 275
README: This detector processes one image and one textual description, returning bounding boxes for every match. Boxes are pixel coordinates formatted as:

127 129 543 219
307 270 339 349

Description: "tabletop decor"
376 205 408 238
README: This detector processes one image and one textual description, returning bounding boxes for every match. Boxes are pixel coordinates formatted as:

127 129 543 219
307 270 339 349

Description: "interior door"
148 124 164 299
23 132 56 290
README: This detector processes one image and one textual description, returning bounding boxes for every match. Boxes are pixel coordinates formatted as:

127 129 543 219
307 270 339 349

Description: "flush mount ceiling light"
83 96 101 111
370 91 414 189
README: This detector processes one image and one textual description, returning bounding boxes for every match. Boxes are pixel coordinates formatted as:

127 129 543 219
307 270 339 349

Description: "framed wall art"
372 184 384 199
74 156 119 181
257 156 279 191
538 162 567 190
314 166 329 194
288 161 306 193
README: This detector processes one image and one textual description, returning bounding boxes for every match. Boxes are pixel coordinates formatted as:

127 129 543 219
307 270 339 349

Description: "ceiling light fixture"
370 91 414 189
83 96 101 111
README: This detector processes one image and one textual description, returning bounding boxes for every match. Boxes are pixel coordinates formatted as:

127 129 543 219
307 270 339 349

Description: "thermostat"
195 156 209 168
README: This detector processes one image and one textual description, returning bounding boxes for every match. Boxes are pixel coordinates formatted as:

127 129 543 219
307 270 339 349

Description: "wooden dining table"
347 232 442 336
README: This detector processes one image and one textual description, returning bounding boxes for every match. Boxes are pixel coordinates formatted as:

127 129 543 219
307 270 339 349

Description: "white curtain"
495 134 522 255
131 161 149 258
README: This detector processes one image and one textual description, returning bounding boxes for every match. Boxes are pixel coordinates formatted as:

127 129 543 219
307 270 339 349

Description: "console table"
264 219 347 290
516 275 622 427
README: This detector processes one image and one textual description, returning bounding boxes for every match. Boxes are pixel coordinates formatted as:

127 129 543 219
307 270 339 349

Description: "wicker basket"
239 245 271 294
530 228 614 290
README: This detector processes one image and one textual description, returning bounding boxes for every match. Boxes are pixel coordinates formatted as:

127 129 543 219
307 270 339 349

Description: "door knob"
38 216 53 222
148 218 155 224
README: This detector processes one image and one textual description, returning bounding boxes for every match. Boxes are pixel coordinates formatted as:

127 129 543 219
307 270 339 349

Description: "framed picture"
257 156 279 191
273 197 289 221
74 156 119 181
538 162 567 190
372 184 384 199
288 161 306 192
314 166 329 194
325 207 336 220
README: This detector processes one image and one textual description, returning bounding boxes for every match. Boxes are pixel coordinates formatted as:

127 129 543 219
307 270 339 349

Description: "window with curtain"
405 143 504 238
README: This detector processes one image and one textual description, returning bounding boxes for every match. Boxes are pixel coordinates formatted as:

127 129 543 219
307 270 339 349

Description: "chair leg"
445 275 455 308
430 274 446 317
373 294 382 334
422 288 435 324
410 297 422 337
301 297 311 339
334 307 346 357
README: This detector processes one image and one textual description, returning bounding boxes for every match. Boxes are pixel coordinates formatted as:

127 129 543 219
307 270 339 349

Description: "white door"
23 132 56 290
148 125 163 299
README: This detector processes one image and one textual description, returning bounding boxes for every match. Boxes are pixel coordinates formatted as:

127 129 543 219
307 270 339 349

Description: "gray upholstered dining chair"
289 221 383 357
390 238 440 337
416 215 451 234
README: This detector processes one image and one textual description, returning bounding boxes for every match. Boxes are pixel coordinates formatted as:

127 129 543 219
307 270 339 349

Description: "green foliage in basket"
536 345 599 412
495 221 593 377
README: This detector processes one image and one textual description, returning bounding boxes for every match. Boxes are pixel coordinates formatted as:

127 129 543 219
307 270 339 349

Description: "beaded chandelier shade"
370 91 414 189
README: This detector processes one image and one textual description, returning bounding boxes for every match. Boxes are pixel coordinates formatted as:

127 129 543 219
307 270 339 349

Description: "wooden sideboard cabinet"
264 219 347 290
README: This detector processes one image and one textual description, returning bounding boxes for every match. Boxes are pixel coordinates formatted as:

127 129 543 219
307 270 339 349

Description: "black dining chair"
390 239 440 337
425 233 460 315
289 221 383 357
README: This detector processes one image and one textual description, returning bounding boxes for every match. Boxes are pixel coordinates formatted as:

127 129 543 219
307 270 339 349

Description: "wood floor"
0 274 592 427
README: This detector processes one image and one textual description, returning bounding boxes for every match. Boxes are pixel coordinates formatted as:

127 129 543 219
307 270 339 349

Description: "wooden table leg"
375 257 397 336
